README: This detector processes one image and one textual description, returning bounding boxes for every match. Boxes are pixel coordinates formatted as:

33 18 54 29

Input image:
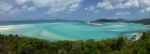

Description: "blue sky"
0 0 150 21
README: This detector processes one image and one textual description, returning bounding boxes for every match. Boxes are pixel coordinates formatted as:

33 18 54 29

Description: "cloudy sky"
0 0 150 21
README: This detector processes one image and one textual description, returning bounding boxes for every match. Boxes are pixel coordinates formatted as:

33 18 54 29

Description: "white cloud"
1 0 84 15
46 7 67 15
69 4 80 12
0 2 13 15
139 9 145 13
85 6 100 13
140 7 150 13
32 0 52 7
94 0 141 11
16 0 30 5
115 12 131 15
114 0 139 9
138 0 150 7
104 5 114 10
104 0 124 3
146 7 150 12
3 0 150 15
8 5 37 15
85 6 95 11
28 6 36 11
93 10 100 13
0 2 13 11
32 0 83 14
137 0 150 13
102 0 150 13
21 5 28 10
97 1 110 8
96 1 114 10
9 8 21 15
21 5 37 11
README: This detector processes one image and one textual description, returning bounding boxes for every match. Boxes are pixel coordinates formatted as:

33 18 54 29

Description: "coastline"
0 26 14 31
86 21 103 25
146 25 150 27
133 33 143 41
0 25 27 31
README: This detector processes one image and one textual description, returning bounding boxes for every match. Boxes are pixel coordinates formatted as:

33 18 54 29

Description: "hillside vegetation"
89 19 119 23
129 18 150 25
0 31 150 54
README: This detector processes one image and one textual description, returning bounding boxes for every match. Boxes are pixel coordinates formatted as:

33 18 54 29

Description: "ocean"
0 21 149 41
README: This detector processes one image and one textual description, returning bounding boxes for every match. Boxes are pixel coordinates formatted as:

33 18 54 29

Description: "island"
88 18 130 23
89 18 150 25
128 18 150 25
89 19 119 23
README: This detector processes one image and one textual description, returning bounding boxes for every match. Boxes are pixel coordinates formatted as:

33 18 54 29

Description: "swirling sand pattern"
0 22 149 41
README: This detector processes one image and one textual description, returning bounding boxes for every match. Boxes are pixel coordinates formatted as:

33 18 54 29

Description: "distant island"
128 18 150 25
89 18 128 23
1 18 150 25
89 18 150 25
89 19 118 23
0 20 82 25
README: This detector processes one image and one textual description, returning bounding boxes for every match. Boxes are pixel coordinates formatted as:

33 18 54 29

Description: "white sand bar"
0 26 14 31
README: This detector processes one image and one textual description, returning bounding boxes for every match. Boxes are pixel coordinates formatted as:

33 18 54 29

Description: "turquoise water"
0 22 149 41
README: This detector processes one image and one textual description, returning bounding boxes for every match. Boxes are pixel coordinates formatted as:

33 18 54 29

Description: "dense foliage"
129 18 150 25
0 31 150 54
90 19 119 23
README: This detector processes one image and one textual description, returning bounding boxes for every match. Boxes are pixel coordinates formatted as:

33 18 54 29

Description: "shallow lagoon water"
0 22 149 41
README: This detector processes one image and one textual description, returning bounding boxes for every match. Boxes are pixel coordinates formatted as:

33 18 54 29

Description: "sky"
0 0 150 21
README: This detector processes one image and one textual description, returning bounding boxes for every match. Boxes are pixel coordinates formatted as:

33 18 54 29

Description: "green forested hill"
0 32 150 54
90 19 119 23
129 18 150 25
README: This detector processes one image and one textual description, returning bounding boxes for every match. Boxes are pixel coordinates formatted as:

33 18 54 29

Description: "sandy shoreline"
87 21 103 25
0 24 28 31
146 25 150 26
0 26 14 31
133 33 142 41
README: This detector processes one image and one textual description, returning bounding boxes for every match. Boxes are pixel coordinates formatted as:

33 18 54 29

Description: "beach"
0 26 14 31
